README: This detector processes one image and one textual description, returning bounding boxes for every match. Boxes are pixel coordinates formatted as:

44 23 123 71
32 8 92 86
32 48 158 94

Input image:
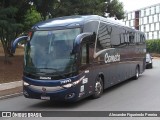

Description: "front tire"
92 77 103 99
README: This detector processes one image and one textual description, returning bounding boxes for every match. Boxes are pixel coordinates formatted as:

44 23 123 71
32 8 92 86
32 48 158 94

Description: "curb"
0 81 23 100
0 92 23 100
0 81 22 91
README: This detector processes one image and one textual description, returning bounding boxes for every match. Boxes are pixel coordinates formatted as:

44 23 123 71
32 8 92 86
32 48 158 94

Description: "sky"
119 0 160 12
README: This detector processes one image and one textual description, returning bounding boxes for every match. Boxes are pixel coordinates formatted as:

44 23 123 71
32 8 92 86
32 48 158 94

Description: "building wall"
123 3 160 40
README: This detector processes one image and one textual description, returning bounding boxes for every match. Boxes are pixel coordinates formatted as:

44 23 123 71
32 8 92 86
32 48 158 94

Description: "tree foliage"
24 7 42 31
30 0 54 20
146 40 160 54
0 3 20 62
106 0 125 19
0 0 32 62
31 0 124 20
31 0 107 19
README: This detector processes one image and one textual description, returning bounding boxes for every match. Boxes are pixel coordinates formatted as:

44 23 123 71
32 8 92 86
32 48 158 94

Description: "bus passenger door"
79 38 96 96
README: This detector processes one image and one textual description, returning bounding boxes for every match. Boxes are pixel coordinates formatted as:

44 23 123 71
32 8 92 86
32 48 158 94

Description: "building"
123 3 160 40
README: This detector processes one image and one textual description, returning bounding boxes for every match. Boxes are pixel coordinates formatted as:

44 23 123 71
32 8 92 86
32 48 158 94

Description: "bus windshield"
24 28 81 76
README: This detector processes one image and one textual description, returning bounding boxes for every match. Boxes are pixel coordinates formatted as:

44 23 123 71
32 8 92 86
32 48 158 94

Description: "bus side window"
81 42 89 65
96 22 111 52
81 43 87 65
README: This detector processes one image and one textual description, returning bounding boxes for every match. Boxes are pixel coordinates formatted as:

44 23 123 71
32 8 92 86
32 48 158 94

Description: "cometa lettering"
104 53 120 63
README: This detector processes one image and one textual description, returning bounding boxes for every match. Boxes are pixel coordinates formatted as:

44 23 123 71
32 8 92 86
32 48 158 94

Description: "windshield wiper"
38 68 66 78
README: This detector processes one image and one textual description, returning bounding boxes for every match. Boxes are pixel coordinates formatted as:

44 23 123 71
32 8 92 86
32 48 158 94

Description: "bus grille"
28 85 64 92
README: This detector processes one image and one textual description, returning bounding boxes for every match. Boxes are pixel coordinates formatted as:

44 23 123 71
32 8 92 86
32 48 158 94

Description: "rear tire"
92 77 103 99
133 66 140 80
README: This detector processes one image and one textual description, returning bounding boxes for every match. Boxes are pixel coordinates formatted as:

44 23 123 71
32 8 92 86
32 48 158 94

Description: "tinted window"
83 21 99 33
111 26 121 46
81 44 87 65
140 34 145 43
129 32 135 44
119 29 130 45
25 28 80 74
96 22 112 51
119 29 125 44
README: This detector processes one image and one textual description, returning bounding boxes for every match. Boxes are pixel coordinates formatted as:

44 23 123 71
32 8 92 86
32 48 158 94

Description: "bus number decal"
60 79 72 84
82 78 88 84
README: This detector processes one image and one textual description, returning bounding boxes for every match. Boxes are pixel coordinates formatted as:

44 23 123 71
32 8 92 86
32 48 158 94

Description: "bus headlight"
23 81 30 86
62 83 72 88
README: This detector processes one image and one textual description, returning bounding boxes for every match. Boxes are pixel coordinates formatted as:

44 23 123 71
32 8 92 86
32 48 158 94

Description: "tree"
31 0 124 20
53 0 105 16
30 0 55 20
0 0 30 62
106 0 125 19
0 7 22 62
24 7 42 31
73 0 106 16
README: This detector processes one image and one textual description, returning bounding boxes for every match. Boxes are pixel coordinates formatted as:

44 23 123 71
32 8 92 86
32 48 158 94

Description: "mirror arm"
72 32 93 54
11 36 28 53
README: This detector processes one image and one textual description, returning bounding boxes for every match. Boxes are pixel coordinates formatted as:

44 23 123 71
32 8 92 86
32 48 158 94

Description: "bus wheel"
92 77 103 99
133 66 139 80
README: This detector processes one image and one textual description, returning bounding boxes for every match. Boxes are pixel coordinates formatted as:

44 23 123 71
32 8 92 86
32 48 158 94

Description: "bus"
12 15 146 102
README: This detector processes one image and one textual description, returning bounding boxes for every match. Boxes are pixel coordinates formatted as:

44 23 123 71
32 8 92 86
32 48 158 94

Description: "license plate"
41 96 50 100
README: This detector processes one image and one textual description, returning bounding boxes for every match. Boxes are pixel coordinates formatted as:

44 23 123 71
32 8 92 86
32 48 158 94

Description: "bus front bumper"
23 84 81 102
22 74 89 102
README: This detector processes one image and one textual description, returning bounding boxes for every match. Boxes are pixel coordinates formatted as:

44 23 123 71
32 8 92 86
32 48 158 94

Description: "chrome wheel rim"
95 80 102 95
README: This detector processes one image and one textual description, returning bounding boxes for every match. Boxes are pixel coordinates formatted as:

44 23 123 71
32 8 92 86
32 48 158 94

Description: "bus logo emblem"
42 87 46 92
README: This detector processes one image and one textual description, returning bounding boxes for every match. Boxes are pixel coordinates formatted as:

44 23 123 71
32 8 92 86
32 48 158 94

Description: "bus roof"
32 15 99 29
32 15 143 34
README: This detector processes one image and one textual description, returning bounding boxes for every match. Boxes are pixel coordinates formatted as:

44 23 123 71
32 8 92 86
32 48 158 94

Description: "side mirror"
11 36 28 53
72 32 93 54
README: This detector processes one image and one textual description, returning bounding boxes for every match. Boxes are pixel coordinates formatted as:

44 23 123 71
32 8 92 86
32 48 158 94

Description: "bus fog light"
65 93 75 99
